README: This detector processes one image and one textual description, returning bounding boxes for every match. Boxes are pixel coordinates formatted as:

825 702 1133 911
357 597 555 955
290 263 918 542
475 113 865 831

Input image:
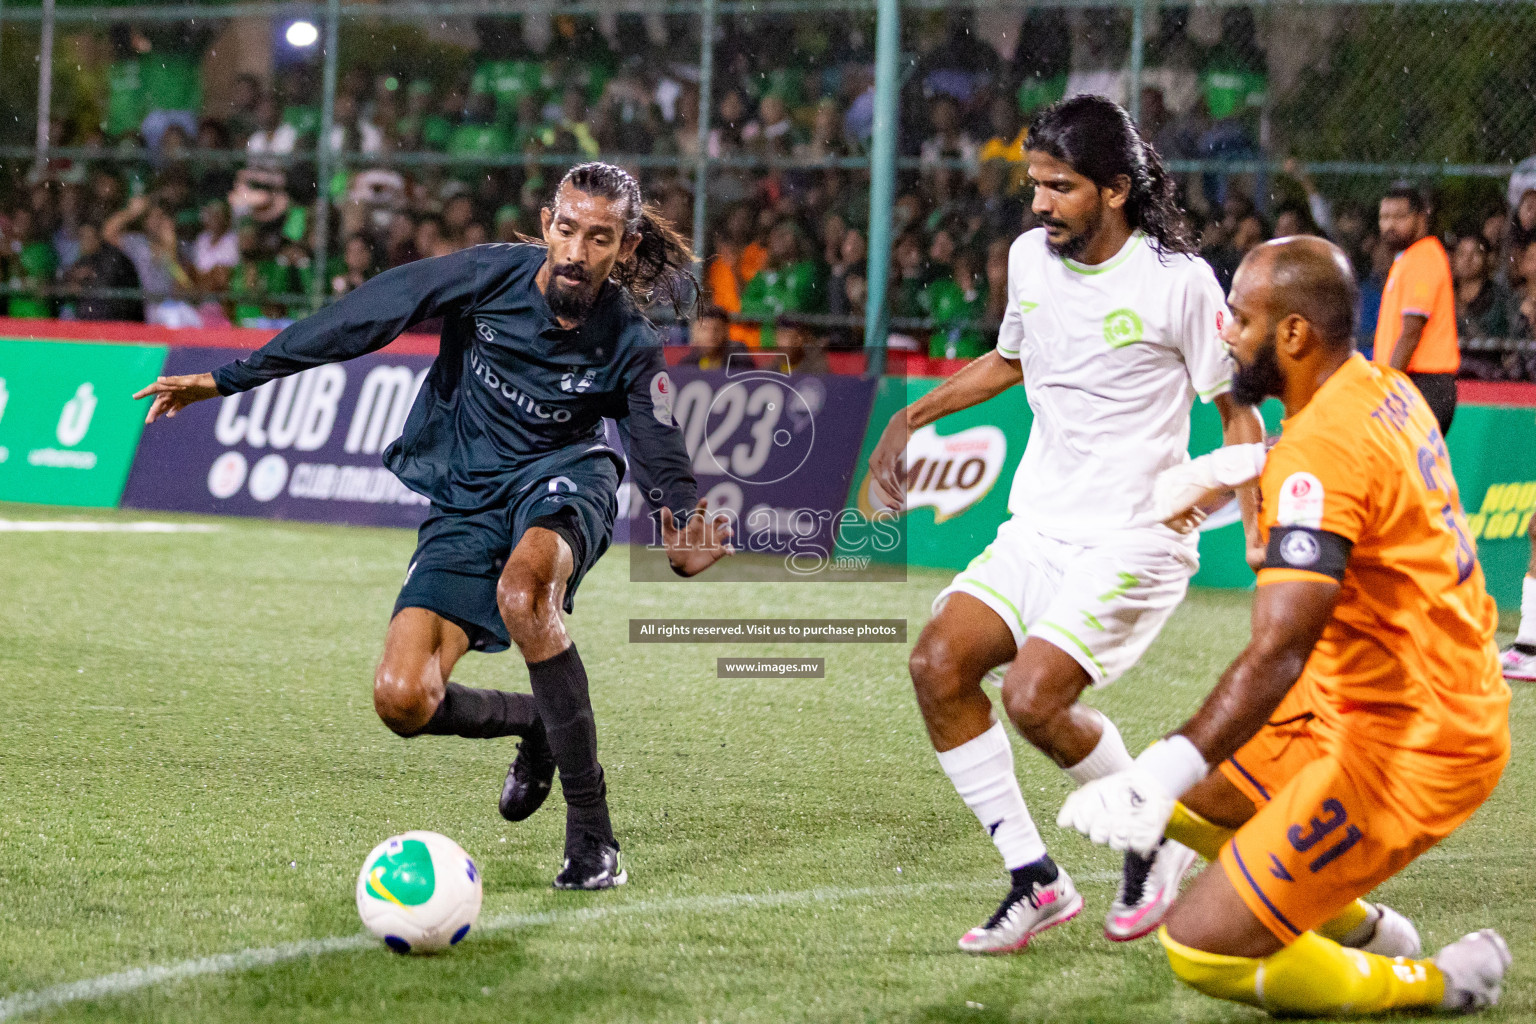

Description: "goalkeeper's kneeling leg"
1158 927 1445 1016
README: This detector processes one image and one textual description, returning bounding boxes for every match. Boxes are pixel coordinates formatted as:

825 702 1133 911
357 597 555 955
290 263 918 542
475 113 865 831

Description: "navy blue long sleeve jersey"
212 243 697 517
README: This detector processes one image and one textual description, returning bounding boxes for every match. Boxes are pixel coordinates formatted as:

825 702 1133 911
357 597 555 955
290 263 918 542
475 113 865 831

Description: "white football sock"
936 720 1046 870
1063 711 1133 786
1518 575 1536 647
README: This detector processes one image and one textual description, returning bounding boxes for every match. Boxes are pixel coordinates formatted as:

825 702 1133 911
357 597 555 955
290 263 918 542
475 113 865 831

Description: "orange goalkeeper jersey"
1255 354 1507 760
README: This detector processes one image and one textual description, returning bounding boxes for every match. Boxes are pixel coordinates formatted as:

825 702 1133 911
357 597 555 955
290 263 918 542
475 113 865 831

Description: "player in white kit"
868 96 1264 953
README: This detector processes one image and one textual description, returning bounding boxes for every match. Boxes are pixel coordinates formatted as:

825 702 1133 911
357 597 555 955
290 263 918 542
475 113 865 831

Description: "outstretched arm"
1214 392 1267 567
212 247 487 394
615 343 733 576
867 350 1022 499
134 247 488 424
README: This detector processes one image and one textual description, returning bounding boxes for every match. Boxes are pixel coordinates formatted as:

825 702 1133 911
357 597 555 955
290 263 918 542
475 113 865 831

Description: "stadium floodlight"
285 20 319 48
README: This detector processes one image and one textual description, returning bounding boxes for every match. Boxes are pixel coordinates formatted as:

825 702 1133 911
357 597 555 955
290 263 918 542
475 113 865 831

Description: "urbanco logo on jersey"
469 348 573 423
856 423 1007 523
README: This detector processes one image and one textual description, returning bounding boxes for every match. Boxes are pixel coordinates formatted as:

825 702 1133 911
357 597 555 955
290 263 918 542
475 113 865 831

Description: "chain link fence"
0 0 1531 367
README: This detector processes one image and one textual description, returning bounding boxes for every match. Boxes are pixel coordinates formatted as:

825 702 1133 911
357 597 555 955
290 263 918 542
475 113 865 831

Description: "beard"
546 261 600 321
1231 337 1284 406
1041 199 1103 261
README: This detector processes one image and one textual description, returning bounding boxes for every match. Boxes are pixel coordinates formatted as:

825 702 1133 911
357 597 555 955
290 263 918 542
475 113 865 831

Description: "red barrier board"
0 317 441 357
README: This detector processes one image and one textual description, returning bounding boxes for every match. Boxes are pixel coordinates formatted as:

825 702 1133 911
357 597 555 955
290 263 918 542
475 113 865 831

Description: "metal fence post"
864 0 900 377
32 0 53 174
1128 0 1145 125
690 0 716 280
310 0 340 311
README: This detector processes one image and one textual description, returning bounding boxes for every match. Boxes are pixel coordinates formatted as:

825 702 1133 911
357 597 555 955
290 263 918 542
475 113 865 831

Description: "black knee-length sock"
419 683 540 740
526 644 613 847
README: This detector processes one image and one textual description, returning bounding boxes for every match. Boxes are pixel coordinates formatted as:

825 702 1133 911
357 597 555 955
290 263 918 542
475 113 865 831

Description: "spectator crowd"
2 9 1535 375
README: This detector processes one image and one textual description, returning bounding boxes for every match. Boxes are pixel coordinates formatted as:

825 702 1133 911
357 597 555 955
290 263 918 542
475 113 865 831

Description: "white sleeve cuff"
1134 735 1209 799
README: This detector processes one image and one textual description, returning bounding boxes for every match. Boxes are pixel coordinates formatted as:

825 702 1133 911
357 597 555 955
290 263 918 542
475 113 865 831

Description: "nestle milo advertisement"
838 376 1273 590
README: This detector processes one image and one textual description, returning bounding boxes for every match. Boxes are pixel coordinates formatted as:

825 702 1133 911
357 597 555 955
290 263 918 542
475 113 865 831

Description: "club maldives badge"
856 423 1007 523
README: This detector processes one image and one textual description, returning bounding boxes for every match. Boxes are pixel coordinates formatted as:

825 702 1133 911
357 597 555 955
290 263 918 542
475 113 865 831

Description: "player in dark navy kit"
135 163 734 890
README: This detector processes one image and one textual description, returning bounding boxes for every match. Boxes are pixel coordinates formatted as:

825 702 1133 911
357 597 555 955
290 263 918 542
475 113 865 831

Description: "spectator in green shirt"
924 247 990 360
1197 9 1266 206
471 57 547 126
129 24 211 152
105 27 147 140
228 221 291 326
739 218 824 349
4 208 58 319
448 95 515 180
1201 9 1267 122
394 80 436 151
509 94 545 154
1008 10 1070 115
422 86 467 153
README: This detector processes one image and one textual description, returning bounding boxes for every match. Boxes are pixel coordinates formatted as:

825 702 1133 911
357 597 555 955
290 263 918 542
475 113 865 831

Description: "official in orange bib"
1058 236 1511 1016
1373 184 1459 434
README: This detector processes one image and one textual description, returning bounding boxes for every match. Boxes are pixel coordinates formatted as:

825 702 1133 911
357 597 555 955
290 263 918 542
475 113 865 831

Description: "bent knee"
496 569 557 630
1000 673 1067 736
373 665 439 736
908 638 976 707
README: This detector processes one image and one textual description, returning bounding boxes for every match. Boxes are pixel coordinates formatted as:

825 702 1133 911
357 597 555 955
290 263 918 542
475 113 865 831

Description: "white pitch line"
0 520 221 533
2 873 1126 1021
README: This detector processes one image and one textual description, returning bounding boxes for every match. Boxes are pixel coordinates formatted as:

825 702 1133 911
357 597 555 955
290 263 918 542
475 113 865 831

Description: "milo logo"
857 424 1007 523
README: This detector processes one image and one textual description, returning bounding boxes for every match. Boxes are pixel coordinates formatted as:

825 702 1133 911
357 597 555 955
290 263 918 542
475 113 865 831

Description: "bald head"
1236 236 1359 349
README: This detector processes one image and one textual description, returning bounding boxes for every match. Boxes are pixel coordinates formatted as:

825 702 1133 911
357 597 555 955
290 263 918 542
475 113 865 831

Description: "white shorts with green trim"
934 516 1199 686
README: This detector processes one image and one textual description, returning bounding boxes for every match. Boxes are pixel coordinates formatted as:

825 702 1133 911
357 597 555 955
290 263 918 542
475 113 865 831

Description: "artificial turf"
1 503 1530 1023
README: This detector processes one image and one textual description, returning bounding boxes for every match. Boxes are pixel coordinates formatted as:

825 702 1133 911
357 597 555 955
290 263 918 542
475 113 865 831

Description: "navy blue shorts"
392 448 621 653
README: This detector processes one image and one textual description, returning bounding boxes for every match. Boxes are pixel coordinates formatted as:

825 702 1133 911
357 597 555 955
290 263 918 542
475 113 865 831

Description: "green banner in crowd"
0 340 168 507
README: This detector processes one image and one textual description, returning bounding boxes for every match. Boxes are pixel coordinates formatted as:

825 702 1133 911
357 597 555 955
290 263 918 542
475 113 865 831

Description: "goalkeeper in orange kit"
1060 235 1512 1016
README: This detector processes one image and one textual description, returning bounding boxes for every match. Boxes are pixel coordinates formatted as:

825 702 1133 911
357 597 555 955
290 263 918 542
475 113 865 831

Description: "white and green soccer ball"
356 831 483 954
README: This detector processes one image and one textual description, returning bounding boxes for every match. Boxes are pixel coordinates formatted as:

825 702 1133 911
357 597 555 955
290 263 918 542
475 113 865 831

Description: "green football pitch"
1 504 1531 1023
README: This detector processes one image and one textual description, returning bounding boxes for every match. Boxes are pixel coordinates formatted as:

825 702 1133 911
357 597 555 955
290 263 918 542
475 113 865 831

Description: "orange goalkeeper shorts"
1216 685 1507 945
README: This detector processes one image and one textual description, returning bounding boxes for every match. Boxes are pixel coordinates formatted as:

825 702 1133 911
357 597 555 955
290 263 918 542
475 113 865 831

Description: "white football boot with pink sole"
958 868 1083 954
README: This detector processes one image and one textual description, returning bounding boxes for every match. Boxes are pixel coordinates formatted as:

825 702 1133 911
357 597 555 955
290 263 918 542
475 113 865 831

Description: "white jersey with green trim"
995 227 1233 544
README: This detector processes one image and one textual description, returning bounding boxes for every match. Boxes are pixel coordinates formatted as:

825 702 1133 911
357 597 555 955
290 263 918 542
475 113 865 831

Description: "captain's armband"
1261 525 1352 582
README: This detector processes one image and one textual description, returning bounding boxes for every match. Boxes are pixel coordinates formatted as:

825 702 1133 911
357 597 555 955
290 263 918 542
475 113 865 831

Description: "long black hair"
550 161 699 315
1026 95 1196 257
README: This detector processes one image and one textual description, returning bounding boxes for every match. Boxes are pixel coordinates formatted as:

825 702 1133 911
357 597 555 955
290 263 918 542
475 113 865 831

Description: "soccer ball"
356 831 483 954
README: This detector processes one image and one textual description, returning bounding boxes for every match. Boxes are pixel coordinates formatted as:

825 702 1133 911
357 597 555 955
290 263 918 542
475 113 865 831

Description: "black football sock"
526 644 614 847
419 683 540 740
1010 854 1059 891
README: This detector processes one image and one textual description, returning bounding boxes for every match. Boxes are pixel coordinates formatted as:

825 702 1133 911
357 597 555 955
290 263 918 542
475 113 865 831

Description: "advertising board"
122 346 435 528
0 339 167 507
